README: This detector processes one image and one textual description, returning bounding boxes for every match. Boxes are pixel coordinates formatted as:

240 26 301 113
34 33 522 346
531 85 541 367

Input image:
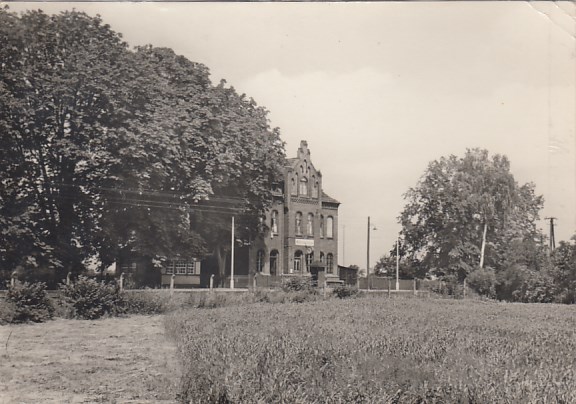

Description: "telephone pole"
545 217 557 251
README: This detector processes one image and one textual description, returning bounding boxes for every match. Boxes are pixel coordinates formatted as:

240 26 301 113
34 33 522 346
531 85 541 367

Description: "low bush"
60 276 123 319
281 276 312 292
3 281 55 323
121 290 173 315
332 284 359 299
466 267 496 298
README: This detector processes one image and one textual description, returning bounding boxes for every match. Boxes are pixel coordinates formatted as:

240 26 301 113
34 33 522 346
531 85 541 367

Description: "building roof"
322 191 340 205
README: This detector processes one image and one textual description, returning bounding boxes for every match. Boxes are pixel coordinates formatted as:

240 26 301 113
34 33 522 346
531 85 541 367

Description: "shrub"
121 290 172 315
332 284 359 299
4 281 54 323
60 276 123 319
466 267 496 298
281 277 312 292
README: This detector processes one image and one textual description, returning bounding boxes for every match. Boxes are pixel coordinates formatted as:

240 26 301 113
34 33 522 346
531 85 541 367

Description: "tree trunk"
479 222 488 268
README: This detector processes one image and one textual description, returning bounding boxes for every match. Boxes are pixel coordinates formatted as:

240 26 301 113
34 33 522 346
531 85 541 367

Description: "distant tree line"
375 149 575 303
0 8 285 286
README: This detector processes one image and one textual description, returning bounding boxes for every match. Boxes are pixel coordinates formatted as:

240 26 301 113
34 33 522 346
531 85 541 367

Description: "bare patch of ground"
0 315 179 404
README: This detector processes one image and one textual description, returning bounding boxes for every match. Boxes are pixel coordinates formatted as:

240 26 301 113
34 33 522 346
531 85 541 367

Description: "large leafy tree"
0 8 285 283
398 149 544 281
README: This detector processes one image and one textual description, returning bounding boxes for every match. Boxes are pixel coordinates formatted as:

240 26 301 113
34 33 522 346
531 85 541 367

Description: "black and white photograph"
1 1 575 403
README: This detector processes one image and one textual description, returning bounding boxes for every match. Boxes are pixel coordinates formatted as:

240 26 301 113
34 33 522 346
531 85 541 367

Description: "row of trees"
0 8 286 286
375 149 575 303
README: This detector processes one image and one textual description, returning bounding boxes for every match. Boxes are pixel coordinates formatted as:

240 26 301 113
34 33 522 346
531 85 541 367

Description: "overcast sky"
7 1 576 269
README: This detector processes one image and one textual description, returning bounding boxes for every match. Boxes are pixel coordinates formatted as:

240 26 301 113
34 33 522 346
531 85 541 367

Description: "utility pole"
545 217 557 251
366 217 370 288
396 235 400 291
230 216 235 289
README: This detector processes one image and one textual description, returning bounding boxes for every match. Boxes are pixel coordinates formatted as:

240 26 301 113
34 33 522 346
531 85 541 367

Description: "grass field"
165 296 576 403
1 295 575 403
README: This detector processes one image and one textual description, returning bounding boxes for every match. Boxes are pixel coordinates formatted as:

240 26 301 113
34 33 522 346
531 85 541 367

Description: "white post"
396 235 400 291
66 272 71 286
119 272 125 291
170 274 175 295
479 222 488 268
210 274 214 291
230 216 235 289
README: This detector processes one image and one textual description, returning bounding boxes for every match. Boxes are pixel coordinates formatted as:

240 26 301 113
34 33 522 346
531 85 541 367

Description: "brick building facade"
248 140 340 281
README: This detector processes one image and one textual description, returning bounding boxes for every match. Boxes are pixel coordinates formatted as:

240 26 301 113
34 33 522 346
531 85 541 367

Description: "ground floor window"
294 250 303 273
166 259 197 275
305 251 313 272
270 250 279 276
256 249 265 273
326 253 334 274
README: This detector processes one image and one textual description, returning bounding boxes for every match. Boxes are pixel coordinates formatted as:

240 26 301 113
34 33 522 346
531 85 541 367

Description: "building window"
326 253 334 274
299 178 308 196
167 259 197 275
256 250 265 273
271 210 278 234
294 250 303 272
312 181 319 198
307 213 314 236
320 215 324 238
326 216 334 238
270 250 278 276
291 177 297 196
305 251 313 272
295 212 302 235
320 252 325 263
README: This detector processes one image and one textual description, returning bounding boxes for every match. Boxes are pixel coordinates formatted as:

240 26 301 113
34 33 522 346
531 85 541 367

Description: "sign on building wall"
295 238 315 247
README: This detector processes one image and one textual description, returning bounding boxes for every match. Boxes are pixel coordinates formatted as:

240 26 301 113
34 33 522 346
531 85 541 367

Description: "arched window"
307 213 314 236
320 215 324 238
294 250 303 273
256 250 265 273
291 177 297 196
271 210 278 234
270 250 279 276
326 216 334 238
326 253 334 274
295 212 302 235
299 178 308 196
312 181 319 198
305 251 314 272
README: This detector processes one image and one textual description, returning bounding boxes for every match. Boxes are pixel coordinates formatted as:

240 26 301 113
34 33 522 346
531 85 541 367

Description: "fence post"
170 274 175 295
119 272 125 291
388 278 391 298
253 273 258 291
10 272 16 288
66 272 72 286
210 274 214 291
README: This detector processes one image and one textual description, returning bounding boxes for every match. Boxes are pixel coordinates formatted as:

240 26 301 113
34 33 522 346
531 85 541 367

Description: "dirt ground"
0 315 180 404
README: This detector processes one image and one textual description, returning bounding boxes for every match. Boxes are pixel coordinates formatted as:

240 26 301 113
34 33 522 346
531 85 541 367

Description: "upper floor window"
271 210 278 234
326 216 334 239
307 213 314 236
299 178 308 196
295 212 303 235
320 215 324 238
312 181 319 198
291 177 297 196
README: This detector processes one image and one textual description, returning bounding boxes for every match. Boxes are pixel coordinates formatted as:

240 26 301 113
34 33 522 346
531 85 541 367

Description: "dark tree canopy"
397 149 544 281
0 8 285 283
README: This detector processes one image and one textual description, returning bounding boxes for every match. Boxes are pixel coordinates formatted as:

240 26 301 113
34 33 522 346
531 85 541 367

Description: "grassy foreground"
165 296 576 403
0 315 179 403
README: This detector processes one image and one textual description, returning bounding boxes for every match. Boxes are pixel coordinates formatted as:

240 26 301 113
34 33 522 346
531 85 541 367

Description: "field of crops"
165 296 576 403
